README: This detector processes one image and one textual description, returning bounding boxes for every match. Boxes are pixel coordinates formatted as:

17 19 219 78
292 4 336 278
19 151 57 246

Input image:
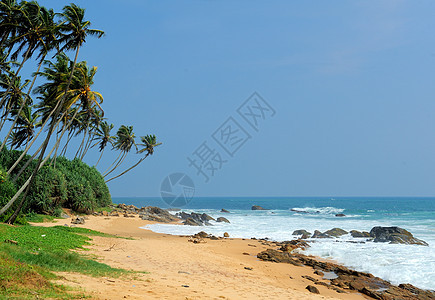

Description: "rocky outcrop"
71 217 85 224
335 213 346 217
257 247 435 299
350 230 370 238
216 217 230 223
221 209 230 213
324 228 348 237
139 206 178 223
176 211 217 226
278 239 310 251
251 205 266 210
311 230 332 239
369 226 428 246
292 229 311 236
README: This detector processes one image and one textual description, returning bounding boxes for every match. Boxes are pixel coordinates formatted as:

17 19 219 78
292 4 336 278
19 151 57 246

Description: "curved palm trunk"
0 55 45 152
80 130 94 160
102 150 123 175
105 154 149 183
103 152 128 178
2 46 81 221
12 142 43 182
94 147 105 167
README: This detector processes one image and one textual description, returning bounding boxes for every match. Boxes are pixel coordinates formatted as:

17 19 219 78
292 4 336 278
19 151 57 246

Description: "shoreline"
33 215 367 299
32 213 434 299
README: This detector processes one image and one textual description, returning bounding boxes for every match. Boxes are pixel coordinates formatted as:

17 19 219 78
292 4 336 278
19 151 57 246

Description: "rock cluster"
292 226 428 246
257 247 435 299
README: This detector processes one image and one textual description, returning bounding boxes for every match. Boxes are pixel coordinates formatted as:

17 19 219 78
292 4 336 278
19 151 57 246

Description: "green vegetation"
0 223 130 299
0 0 161 224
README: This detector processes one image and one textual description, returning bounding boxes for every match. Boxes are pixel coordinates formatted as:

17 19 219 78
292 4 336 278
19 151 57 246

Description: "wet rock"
302 275 318 283
200 213 215 222
292 229 311 236
350 230 370 238
176 211 215 226
251 205 266 210
71 217 85 224
324 228 348 237
306 285 320 294
369 226 428 246
216 217 230 223
291 208 318 214
221 208 230 213
278 239 310 251
223 232 229 238
314 270 324 276
335 213 346 217
311 230 332 239
183 218 202 226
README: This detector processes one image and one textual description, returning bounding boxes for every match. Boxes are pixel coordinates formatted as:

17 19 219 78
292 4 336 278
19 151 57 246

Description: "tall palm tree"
102 125 136 178
105 135 161 183
2 4 105 224
8 104 40 149
0 71 29 126
92 121 113 167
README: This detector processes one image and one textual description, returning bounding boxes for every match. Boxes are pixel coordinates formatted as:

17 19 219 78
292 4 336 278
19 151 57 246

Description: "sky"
32 0 435 197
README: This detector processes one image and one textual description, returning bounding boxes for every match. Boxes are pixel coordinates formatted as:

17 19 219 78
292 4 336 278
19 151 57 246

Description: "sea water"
113 197 435 290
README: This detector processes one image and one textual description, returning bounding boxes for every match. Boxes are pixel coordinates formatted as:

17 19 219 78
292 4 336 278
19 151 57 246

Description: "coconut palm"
8 104 40 149
2 4 105 224
105 135 161 183
92 121 114 167
102 125 136 178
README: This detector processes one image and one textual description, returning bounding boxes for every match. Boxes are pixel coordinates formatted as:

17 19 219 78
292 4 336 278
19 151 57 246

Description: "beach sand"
33 216 368 299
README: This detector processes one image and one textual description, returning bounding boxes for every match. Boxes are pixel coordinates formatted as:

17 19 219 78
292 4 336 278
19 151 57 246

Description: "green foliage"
0 148 111 216
25 212 57 223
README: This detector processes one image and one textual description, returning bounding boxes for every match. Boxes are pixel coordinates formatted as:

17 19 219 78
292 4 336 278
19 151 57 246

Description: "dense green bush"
0 148 111 216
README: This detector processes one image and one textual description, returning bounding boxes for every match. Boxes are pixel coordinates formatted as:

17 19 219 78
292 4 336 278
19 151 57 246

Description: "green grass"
0 223 133 299
25 213 58 223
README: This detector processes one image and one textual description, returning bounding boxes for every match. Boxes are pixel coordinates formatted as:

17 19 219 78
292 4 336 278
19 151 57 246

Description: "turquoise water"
114 196 435 290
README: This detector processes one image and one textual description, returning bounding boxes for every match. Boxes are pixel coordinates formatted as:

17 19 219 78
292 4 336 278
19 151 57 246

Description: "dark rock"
350 230 370 238
223 232 229 238
302 275 318 283
242 252 250 255
60 213 69 219
314 270 324 276
301 233 311 239
292 229 311 236
306 285 320 294
71 217 85 224
257 249 303 266
244 267 253 270
140 206 178 223
324 228 348 237
335 213 346 217
216 217 230 223
369 226 428 246
221 208 230 213
193 231 209 238
200 213 215 222
183 218 202 226
311 230 332 239
278 239 310 251
251 205 266 210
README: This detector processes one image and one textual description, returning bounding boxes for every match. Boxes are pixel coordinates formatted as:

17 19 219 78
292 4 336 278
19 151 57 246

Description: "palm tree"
8 104 40 149
0 71 29 128
102 125 136 178
92 121 113 167
105 135 161 183
2 4 105 224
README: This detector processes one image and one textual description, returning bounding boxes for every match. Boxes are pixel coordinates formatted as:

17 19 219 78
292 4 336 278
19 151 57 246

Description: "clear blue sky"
36 0 435 197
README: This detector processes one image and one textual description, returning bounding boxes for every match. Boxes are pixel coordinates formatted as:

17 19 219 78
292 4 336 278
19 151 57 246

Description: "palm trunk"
80 130 94 160
105 154 149 183
1 46 81 220
12 142 43 183
103 152 127 177
0 55 45 152
94 147 105 167
102 151 123 175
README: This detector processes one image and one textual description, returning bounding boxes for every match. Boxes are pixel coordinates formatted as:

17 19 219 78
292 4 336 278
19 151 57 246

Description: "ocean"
113 196 435 290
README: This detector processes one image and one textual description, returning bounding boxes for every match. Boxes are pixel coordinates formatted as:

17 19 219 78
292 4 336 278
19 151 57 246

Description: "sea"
112 196 435 290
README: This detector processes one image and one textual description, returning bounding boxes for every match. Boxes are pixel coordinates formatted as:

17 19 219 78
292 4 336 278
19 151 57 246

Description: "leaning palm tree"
8 104 41 149
2 4 105 224
102 125 136 178
92 121 114 167
105 135 161 183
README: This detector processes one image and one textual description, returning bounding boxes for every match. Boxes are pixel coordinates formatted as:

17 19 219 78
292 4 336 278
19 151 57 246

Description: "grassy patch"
0 223 132 298
26 213 58 223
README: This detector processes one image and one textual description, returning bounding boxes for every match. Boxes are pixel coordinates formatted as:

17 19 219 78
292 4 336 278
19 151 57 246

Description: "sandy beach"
32 215 368 299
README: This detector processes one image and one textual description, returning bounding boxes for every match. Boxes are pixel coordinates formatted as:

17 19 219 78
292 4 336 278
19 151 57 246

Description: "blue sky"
35 0 435 197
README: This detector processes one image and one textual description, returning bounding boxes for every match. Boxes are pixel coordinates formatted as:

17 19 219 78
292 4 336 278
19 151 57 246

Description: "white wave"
290 206 345 215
